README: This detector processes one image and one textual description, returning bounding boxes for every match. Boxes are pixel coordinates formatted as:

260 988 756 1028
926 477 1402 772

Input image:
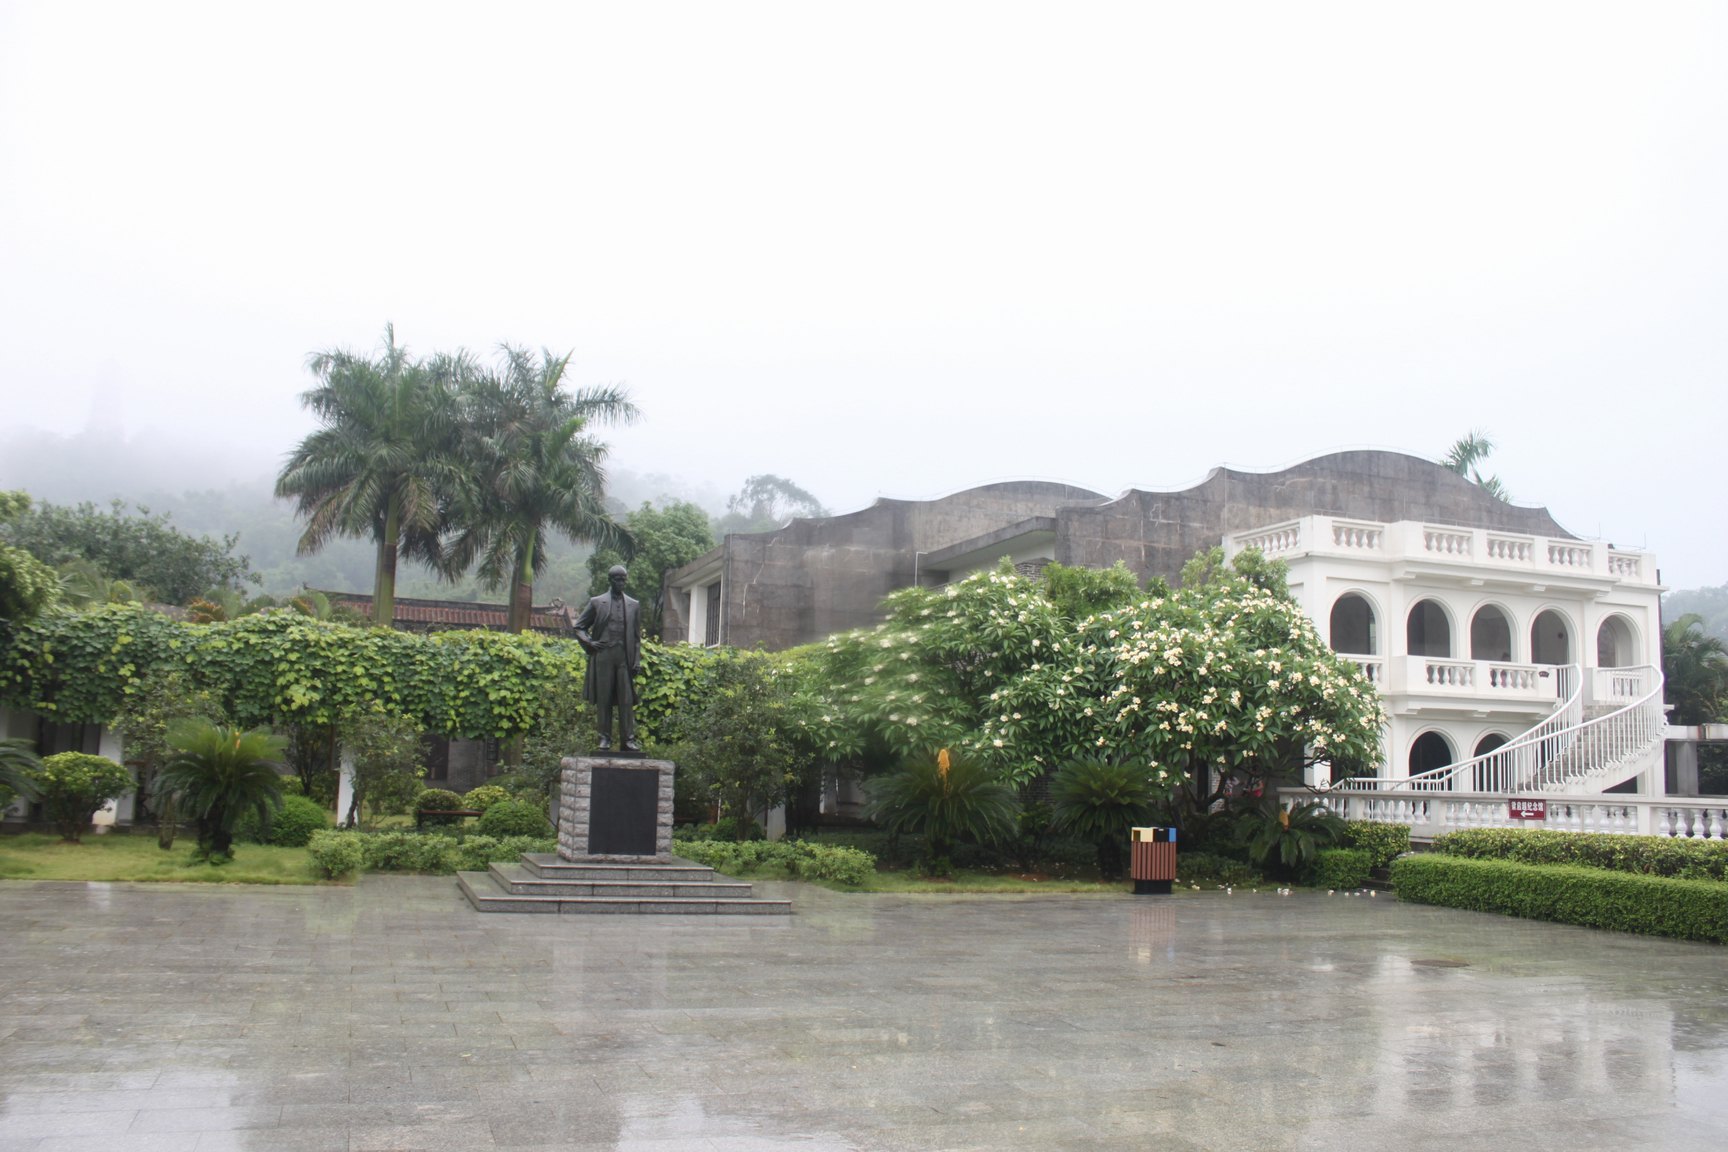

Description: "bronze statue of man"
573 564 642 752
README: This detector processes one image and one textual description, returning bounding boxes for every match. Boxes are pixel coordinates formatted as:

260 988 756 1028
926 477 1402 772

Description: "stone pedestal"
557 756 675 863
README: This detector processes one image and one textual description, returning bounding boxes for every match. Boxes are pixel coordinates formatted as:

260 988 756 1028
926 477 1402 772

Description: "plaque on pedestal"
557 756 675 862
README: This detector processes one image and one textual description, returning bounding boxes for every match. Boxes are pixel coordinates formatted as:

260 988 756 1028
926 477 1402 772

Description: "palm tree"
1664 613 1728 725
154 720 287 860
445 347 638 632
275 325 464 627
1442 430 1510 502
0 738 41 809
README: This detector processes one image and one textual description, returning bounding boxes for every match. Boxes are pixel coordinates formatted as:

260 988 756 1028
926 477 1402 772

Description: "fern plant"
155 720 286 860
865 749 1018 876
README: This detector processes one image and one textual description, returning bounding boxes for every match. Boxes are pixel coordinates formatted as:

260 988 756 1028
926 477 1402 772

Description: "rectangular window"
704 582 722 647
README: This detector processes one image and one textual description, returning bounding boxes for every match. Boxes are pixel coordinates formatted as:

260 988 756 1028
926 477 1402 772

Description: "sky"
2 2 1725 588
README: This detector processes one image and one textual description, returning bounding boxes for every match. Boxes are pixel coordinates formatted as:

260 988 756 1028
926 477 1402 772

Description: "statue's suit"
573 591 641 744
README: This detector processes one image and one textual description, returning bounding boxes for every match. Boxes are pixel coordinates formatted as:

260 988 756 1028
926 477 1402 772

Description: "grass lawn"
0 833 327 885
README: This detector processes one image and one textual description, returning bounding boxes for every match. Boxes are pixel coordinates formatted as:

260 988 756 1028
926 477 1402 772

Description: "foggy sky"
3 2 1724 588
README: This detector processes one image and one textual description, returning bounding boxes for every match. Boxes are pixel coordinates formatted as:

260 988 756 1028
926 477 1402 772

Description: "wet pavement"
0 875 1724 1151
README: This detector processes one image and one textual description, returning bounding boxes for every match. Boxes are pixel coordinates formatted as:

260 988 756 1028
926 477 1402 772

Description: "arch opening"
1406 599 1452 658
1330 594 1377 655
1470 606 1513 662
1531 609 1572 666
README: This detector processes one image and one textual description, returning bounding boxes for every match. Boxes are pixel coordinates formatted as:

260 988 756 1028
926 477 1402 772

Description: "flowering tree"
976 549 1384 824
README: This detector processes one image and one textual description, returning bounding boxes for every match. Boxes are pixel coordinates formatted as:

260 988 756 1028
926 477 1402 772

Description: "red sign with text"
1508 798 1547 821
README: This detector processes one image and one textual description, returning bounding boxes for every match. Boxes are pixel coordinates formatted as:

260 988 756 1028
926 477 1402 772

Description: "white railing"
1238 521 1302 556
1222 517 1658 585
1339 664 1583 794
1331 521 1383 551
1291 790 1728 842
1520 666 1665 793
1343 656 1385 684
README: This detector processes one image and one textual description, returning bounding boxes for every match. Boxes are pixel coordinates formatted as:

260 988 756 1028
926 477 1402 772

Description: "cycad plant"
1236 800 1345 878
155 720 287 860
0 738 42 812
865 749 1018 876
1048 757 1164 880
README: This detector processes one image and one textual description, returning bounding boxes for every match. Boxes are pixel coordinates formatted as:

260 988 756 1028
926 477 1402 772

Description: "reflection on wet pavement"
0 876 1724 1150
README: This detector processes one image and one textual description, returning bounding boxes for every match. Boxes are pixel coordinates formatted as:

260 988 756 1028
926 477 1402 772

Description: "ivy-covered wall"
0 604 723 741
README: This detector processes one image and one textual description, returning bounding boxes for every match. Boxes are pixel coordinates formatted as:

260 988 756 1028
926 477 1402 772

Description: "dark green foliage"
306 830 365 878
1664 613 1728 725
359 832 459 873
865 750 1019 875
674 838 876 886
338 712 424 827
1390 854 1728 943
1432 828 1728 882
1311 848 1372 890
415 788 468 826
0 492 59 619
1174 850 1259 887
1039 561 1141 621
25 751 133 842
475 798 553 839
663 651 813 834
586 500 716 638
1235 801 1345 876
1048 757 1163 880
0 737 41 811
237 793 329 847
1339 821 1412 871
677 816 765 842
1 496 258 605
154 721 286 859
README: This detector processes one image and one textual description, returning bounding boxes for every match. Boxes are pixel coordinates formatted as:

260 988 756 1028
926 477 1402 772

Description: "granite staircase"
457 853 792 915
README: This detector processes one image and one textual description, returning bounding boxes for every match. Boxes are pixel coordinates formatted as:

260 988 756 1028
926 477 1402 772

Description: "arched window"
1409 731 1455 782
1470 606 1513 662
1530 609 1572 666
1596 616 1636 668
1330 593 1377 654
1406 599 1452 658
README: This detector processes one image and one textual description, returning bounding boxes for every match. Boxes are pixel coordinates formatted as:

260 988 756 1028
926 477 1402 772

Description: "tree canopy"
713 474 827 535
586 500 716 639
1 494 256 607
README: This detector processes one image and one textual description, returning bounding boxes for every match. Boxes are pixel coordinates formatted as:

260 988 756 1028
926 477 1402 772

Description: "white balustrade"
1239 522 1301 556
1331 521 1384 550
1423 528 1473 557
1608 551 1643 579
1284 788 1728 845
1422 659 1476 689
1485 664 1540 692
1345 656 1384 684
1546 541 1593 568
1485 535 1534 563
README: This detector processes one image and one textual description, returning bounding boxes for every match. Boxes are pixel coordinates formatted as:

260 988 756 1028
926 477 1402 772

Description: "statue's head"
608 564 628 592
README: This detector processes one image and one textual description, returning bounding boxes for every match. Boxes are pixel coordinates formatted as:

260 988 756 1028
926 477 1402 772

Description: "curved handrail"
1336 664 1584 793
1516 666 1666 792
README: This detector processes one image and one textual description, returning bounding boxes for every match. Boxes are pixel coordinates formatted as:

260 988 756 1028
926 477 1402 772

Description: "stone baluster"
1711 810 1725 841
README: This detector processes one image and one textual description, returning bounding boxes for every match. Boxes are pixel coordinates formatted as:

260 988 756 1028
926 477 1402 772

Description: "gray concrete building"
664 450 1579 652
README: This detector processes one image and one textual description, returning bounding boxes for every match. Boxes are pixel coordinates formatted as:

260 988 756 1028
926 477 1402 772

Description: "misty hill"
0 427 724 605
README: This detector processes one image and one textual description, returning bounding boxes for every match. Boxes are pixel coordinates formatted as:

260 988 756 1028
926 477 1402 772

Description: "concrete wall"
673 480 1107 651
1055 452 1575 587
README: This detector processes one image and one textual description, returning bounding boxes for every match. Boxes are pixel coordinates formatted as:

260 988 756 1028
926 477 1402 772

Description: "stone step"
517 853 718 883
457 871 792 915
486 861 760 900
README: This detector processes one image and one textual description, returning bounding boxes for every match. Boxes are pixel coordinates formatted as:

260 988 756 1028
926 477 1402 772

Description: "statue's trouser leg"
594 650 618 742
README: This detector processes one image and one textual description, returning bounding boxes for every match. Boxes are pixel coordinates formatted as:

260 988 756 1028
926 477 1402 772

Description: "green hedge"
1311 848 1372 890
1390 854 1728 943
304 830 555 879
1339 821 1411 870
1432 828 1728 882
674 838 877 886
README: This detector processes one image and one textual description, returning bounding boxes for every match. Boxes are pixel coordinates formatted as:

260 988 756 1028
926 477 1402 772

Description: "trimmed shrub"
1431 828 1728 882
27 752 133 842
476 798 553 839
238 793 330 847
1312 848 1372 890
1339 821 1411 871
415 788 468 827
361 832 457 873
674 838 878 887
461 785 510 813
450 835 556 872
677 816 765 843
1390 854 1728 943
307 830 364 879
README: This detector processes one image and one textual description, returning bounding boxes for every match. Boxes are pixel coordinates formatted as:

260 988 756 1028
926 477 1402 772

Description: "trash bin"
1130 826 1177 895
